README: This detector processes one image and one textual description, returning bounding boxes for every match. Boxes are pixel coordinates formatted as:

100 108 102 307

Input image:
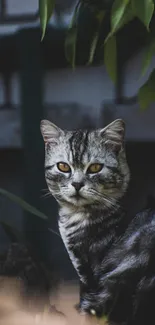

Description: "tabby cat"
41 119 155 325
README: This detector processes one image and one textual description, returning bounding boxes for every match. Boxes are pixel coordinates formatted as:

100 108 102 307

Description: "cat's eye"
87 163 103 174
57 162 71 173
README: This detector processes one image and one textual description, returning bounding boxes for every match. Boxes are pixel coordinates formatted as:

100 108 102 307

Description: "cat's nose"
71 181 84 192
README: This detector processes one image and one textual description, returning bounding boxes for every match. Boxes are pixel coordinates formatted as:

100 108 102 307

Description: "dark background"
0 1 155 282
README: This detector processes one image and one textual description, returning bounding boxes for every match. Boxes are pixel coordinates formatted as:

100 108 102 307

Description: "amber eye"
57 162 71 173
87 163 103 174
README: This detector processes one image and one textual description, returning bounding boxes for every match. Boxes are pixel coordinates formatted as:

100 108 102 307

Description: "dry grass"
0 277 107 325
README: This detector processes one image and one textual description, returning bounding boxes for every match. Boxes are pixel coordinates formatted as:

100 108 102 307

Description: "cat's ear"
100 119 125 151
40 120 63 144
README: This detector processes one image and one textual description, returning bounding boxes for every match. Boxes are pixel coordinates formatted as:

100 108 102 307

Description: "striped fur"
41 119 155 325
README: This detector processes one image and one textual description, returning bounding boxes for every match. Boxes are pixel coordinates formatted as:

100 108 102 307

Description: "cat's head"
40 119 130 209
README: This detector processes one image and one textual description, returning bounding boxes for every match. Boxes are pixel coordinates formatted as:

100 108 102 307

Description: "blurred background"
0 0 155 283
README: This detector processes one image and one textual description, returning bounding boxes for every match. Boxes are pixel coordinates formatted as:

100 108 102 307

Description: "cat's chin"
68 196 88 207
57 195 88 208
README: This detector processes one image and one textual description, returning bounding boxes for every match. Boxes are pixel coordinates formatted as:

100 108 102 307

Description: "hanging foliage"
39 0 155 109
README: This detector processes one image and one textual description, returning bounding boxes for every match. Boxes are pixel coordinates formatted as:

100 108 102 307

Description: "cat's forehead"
67 130 106 163
46 129 107 165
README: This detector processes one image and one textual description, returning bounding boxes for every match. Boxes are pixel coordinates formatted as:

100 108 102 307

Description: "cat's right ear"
99 119 125 153
40 120 63 144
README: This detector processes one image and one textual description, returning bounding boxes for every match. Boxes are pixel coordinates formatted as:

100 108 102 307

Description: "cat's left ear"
100 119 125 151
40 119 63 144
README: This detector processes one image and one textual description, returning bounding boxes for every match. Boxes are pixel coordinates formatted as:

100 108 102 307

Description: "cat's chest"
58 212 89 248
58 211 114 263
58 212 91 281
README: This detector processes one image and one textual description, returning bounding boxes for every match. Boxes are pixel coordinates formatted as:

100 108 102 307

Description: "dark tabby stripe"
69 130 89 165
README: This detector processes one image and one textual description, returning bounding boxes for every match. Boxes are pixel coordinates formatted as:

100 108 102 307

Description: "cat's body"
59 196 155 325
41 119 155 325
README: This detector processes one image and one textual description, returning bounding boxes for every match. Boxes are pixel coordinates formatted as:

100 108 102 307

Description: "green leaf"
111 0 130 33
0 188 60 237
88 31 99 65
65 2 80 68
88 11 105 65
105 2 134 45
115 3 134 31
65 27 77 68
131 0 154 30
0 188 48 220
104 35 117 83
141 41 155 76
39 0 55 40
138 69 155 109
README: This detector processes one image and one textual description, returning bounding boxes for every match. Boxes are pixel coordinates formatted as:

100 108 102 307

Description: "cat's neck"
58 199 127 238
59 197 124 227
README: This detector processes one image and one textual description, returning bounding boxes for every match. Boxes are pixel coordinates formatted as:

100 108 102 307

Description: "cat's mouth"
70 192 85 200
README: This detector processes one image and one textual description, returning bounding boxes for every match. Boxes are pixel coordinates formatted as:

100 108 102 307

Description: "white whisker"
40 188 52 199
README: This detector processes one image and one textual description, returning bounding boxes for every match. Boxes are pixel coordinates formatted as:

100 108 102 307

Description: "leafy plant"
0 188 60 237
39 0 155 109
